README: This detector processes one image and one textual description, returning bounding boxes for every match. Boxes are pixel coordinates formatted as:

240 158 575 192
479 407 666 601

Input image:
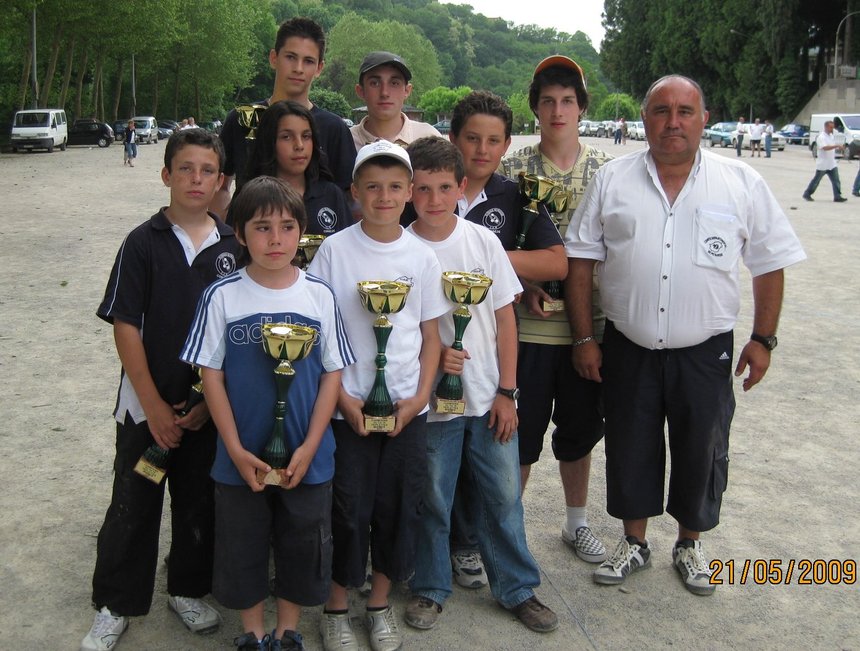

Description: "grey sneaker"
320 611 358 651
365 606 402 651
80 606 128 651
404 595 442 630
593 536 651 585
450 550 488 588
562 525 607 563
672 539 716 596
167 595 222 634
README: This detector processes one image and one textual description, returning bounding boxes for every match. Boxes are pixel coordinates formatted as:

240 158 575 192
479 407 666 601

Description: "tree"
417 85 471 122
310 87 352 118
593 93 641 121
507 91 533 134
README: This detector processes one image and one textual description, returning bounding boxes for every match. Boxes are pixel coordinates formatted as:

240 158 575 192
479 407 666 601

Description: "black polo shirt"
304 179 353 235
97 210 240 406
400 173 562 251
221 100 356 192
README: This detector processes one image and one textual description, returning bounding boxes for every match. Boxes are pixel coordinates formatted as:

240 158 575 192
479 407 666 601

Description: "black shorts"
330 415 428 587
212 481 332 610
516 341 604 465
602 322 735 532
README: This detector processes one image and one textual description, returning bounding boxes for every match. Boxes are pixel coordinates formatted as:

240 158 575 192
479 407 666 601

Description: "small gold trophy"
357 281 411 432
257 323 317 486
517 172 571 311
236 103 268 140
435 272 493 414
134 367 204 485
294 234 325 269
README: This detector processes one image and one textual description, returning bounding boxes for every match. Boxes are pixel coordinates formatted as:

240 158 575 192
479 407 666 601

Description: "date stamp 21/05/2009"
709 559 856 586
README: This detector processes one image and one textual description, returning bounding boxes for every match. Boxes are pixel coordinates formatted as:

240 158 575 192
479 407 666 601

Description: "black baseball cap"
358 51 412 83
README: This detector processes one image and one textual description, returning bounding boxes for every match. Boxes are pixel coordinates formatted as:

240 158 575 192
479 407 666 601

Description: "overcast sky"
440 0 607 52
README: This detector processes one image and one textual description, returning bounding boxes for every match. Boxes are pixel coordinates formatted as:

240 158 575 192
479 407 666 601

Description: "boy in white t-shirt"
402 136 559 634
308 140 447 651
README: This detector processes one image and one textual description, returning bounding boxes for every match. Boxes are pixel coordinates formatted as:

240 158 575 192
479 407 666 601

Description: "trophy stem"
364 320 394 418
516 205 539 250
261 365 296 470
435 307 472 403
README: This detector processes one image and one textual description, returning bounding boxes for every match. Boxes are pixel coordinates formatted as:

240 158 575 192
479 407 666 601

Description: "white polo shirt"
351 114 441 151
815 130 838 171
565 149 806 350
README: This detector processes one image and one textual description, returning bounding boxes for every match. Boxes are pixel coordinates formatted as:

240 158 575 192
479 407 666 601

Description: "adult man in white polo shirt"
564 75 806 596
803 120 848 202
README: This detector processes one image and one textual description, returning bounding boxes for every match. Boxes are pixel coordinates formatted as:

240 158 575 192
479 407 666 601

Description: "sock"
565 506 587 533
323 608 348 615
366 605 389 613
675 538 696 549
625 534 647 548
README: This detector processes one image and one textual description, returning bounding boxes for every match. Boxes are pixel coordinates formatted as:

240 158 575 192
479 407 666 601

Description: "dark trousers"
804 167 843 199
91 415 216 615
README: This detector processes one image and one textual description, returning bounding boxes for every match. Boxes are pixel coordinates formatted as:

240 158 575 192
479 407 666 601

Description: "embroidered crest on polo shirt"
317 207 337 232
216 252 237 277
705 236 727 258
395 275 414 287
482 208 505 231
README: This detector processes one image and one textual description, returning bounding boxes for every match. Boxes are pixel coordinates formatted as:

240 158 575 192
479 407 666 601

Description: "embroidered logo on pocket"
705 236 727 258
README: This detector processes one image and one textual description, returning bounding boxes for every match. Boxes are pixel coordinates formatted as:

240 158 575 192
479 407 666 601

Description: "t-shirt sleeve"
525 201 564 250
180 286 228 370
418 250 451 321
316 281 356 373
306 237 333 281
319 116 357 191
97 230 148 328
564 169 607 261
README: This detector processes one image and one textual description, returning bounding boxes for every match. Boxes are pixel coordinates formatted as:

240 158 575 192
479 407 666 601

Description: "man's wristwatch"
750 332 778 351
497 386 521 401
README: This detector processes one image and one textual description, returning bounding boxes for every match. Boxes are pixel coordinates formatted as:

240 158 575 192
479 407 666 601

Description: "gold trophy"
517 172 571 311
256 323 316 486
435 272 493 414
134 367 204 484
236 103 268 140
357 281 411 432
294 234 325 269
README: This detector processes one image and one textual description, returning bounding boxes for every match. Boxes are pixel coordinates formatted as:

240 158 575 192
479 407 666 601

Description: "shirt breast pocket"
693 207 742 272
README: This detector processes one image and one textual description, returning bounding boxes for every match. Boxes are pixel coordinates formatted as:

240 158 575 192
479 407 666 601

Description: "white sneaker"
365 606 402 651
167 595 222 633
562 525 607 563
80 606 128 651
450 550 488 589
320 611 358 651
672 539 716 596
593 536 651 585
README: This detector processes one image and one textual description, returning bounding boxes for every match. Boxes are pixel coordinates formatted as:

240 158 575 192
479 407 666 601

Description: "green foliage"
417 86 471 122
593 93 641 121
309 87 352 117
507 91 533 134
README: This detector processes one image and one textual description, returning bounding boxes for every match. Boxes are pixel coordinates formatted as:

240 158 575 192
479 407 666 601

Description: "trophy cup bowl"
356 281 411 432
236 103 268 140
257 323 317 486
518 172 571 311
294 234 326 269
134 366 204 485
435 272 493 414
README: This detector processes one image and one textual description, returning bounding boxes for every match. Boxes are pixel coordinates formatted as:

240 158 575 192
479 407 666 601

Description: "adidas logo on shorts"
719 352 730 360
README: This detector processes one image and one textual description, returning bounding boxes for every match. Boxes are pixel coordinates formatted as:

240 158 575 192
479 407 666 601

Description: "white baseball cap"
352 140 413 180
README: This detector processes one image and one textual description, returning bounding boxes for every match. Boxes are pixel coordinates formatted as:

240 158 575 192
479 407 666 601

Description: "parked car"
10 108 68 152
778 123 809 145
112 120 127 141
131 116 158 144
809 113 860 159
67 119 114 148
628 121 646 140
578 120 604 137
731 128 785 151
157 125 173 140
706 122 735 147
602 120 618 137
432 119 450 134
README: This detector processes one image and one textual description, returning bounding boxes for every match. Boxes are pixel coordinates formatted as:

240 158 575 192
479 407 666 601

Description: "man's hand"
280 443 313 489
338 391 368 436
173 400 210 432
734 341 771 391
488 395 517 443
572 339 602 382
146 399 184 449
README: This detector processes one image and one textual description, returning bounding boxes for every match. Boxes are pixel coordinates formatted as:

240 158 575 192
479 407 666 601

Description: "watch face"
511 388 521 401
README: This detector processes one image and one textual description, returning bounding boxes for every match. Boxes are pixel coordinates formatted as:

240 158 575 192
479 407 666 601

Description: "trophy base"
434 397 466 415
364 414 396 432
256 467 287 487
133 458 166 484
541 299 565 312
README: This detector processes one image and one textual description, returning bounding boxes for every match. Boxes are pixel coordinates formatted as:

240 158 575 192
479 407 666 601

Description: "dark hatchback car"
778 123 809 145
112 121 127 141
68 119 114 147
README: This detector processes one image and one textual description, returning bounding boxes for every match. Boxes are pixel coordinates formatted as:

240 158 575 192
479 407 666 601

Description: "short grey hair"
641 75 707 117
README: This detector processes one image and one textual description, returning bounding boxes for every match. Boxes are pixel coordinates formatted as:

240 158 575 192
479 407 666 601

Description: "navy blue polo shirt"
400 173 562 251
221 100 356 192
97 210 240 406
304 178 353 235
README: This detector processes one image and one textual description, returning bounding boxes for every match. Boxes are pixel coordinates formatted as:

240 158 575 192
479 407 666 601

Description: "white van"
131 116 158 144
809 113 860 158
11 109 68 152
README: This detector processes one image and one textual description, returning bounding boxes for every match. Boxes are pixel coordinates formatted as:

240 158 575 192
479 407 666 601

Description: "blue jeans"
411 414 540 609
804 167 842 199
764 134 772 157
853 167 860 195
